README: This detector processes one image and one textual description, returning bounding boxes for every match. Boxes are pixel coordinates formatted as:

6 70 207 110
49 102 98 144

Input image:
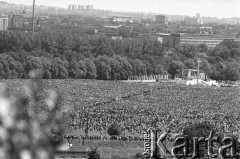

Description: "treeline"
1 31 240 81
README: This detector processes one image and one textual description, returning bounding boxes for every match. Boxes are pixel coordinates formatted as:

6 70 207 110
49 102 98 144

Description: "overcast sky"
3 0 240 18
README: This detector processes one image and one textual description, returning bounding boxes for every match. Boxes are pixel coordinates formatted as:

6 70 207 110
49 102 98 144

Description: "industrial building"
0 14 8 30
180 34 240 48
151 33 180 48
140 33 180 48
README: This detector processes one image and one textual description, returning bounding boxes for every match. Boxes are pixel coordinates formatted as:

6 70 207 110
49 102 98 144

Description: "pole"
197 60 201 85
32 0 35 36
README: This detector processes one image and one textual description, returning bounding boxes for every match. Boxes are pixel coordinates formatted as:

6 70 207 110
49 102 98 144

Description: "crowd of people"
63 82 240 141
61 134 144 141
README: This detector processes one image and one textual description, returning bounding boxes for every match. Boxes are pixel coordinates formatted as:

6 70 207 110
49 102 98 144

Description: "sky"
3 0 240 18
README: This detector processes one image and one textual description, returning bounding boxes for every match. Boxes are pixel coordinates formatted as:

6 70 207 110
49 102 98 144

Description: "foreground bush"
88 148 100 159
0 70 65 159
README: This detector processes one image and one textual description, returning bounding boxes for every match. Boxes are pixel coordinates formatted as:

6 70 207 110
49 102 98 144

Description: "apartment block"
86 5 94 11
0 14 8 30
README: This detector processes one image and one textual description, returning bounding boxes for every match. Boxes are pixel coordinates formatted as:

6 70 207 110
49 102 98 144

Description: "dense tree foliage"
1 30 240 81
182 123 216 158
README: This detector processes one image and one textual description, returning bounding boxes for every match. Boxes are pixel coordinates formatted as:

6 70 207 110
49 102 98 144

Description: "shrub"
107 123 121 136
182 122 216 158
88 148 100 159
0 70 65 159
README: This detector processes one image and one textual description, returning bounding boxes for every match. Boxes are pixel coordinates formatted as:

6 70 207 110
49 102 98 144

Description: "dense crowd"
65 83 240 141
61 134 144 141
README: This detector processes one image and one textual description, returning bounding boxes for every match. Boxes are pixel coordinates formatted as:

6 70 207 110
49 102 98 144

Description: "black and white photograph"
0 0 240 159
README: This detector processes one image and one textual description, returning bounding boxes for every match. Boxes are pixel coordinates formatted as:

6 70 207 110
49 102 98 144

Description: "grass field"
1 79 240 159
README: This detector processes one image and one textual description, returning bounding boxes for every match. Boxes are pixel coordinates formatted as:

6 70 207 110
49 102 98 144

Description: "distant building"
184 17 203 25
200 26 213 35
7 15 40 32
184 17 198 25
155 15 168 25
0 14 8 30
72 5 77 11
8 14 20 28
68 4 72 10
154 33 180 48
140 33 180 48
104 29 122 40
196 13 201 18
113 17 133 23
78 5 84 10
180 34 240 48
38 5 49 11
86 5 94 10
68 4 77 11
83 28 99 35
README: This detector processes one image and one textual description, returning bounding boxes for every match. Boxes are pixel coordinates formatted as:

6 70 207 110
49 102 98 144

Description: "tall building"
8 14 20 28
78 5 84 10
0 14 8 31
68 4 72 10
72 5 77 11
155 15 168 25
86 5 94 10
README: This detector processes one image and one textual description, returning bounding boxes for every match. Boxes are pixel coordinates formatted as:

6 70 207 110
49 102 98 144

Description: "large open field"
1 79 240 158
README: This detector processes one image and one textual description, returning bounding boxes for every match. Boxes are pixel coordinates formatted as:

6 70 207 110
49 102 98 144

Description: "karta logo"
142 128 240 159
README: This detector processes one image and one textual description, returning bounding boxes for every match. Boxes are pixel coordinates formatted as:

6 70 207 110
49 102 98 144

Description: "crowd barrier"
127 74 169 81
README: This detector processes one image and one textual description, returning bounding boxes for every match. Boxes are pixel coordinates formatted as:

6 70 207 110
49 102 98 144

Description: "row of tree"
1 30 240 80
0 52 155 80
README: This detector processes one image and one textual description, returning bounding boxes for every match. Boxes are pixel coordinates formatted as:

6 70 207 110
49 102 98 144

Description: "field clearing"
1 79 240 158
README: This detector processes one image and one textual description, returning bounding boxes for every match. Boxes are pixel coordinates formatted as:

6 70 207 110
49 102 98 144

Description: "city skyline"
2 0 240 18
